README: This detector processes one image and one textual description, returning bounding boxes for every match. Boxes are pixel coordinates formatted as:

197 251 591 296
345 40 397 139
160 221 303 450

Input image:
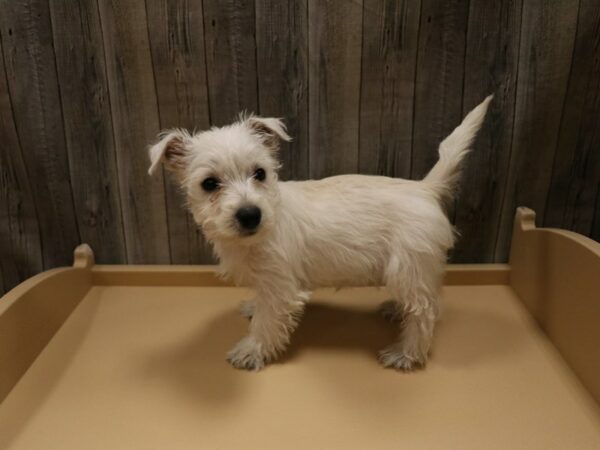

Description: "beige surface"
1 284 599 450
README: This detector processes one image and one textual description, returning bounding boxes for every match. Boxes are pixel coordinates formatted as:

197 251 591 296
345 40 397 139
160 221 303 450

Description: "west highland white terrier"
148 96 493 371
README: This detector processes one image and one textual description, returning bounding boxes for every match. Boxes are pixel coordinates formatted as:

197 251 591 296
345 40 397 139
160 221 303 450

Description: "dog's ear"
148 129 191 176
245 116 292 151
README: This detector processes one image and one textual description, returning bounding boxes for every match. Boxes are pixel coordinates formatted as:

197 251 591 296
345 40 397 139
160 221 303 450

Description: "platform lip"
86 263 512 287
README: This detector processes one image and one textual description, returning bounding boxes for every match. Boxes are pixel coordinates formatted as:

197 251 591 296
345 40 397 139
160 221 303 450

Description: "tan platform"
1 208 599 449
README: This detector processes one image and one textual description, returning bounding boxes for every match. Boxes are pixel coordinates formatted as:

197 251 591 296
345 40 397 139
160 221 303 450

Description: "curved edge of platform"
512 206 600 256
0 245 94 403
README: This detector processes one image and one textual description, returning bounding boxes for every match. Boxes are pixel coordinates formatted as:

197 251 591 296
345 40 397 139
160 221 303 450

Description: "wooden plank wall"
1 0 599 294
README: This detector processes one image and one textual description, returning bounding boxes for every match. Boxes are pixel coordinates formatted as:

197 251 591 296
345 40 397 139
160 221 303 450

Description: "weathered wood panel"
49 0 126 264
359 0 420 178
146 0 214 264
308 0 363 179
593 193 600 243
0 0 599 295
410 0 469 181
0 0 80 269
98 0 170 263
203 0 258 126
495 0 580 261
452 0 522 263
0 36 43 293
544 0 600 237
255 0 309 181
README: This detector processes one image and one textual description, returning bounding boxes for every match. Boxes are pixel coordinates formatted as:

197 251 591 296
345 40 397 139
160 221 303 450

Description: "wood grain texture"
146 0 214 264
0 36 43 293
452 0 522 263
359 0 420 178
410 0 469 181
98 0 170 263
0 0 80 269
544 0 600 237
49 0 126 264
495 0 580 261
593 191 600 243
308 0 363 179
1 1 600 295
255 0 309 181
203 0 258 126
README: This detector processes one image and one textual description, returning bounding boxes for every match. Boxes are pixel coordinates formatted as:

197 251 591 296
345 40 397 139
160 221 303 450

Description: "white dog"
148 96 492 371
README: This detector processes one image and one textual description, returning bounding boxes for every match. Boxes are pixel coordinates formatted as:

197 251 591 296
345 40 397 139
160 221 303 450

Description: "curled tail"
424 95 493 202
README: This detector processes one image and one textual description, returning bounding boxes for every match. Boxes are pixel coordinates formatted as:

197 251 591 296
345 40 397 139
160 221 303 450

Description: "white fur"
148 98 493 371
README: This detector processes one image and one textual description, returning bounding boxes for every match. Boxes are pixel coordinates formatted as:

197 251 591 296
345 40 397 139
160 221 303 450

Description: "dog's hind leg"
379 306 437 370
379 299 403 322
239 299 255 319
379 251 443 370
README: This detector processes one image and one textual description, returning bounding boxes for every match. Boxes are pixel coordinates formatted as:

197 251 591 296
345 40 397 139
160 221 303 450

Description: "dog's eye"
253 168 266 182
201 177 220 192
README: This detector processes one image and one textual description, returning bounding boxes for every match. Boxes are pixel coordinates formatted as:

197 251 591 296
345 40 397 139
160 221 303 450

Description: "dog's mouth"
239 229 258 237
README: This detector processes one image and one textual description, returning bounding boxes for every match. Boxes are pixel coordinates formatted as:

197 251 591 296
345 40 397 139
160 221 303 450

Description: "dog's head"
148 115 290 245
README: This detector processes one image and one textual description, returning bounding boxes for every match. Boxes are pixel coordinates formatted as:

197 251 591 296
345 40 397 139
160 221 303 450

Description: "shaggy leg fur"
379 307 437 370
379 300 403 322
227 289 306 370
379 250 443 370
239 299 255 319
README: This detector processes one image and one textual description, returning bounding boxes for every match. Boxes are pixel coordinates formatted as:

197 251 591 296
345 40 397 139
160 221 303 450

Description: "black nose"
235 205 262 231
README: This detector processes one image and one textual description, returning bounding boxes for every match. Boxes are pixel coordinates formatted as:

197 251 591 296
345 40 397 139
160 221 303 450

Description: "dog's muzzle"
235 205 262 233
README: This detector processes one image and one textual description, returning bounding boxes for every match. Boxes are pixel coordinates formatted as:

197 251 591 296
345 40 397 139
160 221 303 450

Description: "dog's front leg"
227 285 307 371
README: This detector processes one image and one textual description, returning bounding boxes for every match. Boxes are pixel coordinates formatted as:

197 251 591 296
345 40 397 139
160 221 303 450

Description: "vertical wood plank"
98 0 170 263
495 0 579 261
452 0 522 263
308 0 363 179
255 0 309 181
0 0 80 269
410 0 469 180
544 0 600 237
593 192 600 243
146 0 214 264
203 0 258 126
0 35 43 294
49 0 127 263
359 0 420 178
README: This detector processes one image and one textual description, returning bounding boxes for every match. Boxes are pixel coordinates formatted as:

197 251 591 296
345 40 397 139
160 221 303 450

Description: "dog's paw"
239 300 255 319
379 300 402 322
227 336 266 371
378 344 425 371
